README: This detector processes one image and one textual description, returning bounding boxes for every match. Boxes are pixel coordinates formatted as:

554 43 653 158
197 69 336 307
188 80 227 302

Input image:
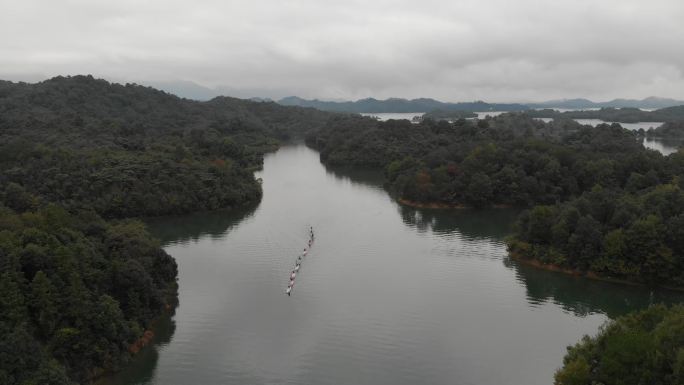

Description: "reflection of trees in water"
395 199 684 319
144 202 259 245
323 164 386 189
640 137 683 155
99 315 177 385
398 204 520 240
505 257 684 319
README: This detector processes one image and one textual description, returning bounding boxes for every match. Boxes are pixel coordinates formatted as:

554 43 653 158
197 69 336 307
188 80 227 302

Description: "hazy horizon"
2 0 683 102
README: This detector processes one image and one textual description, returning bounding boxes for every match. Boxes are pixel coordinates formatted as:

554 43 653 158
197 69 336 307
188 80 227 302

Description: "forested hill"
278 96 529 113
527 96 684 110
276 96 684 114
0 202 178 384
0 75 335 150
0 75 337 218
305 114 656 207
0 75 340 385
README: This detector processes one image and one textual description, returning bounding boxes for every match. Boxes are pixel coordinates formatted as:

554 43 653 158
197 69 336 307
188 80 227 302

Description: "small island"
526 105 684 123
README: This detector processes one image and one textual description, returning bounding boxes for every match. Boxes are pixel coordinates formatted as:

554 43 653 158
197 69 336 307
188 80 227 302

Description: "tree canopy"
555 305 684 385
0 75 339 384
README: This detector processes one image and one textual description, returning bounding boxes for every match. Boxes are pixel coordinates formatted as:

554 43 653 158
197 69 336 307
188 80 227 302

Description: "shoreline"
508 251 684 292
397 198 512 210
92 300 177 384
398 198 468 209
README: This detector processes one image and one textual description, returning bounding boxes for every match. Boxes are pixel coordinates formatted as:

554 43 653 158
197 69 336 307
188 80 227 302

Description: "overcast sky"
1 0 683 102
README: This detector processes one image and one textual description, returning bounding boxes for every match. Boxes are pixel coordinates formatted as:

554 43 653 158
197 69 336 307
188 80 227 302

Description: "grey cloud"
1 0 683 102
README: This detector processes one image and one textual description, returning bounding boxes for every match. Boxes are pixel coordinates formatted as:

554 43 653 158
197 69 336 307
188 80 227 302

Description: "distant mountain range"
146 80 684 112
277 96 529 113
527 97 684 110
280 96 684 113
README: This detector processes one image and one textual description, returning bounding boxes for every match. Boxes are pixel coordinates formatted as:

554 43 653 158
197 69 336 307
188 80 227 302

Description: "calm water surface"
360 112 423 121
106 144 684 385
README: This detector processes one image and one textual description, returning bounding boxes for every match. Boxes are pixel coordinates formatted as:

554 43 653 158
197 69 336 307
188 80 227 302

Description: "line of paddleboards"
286 227 314 296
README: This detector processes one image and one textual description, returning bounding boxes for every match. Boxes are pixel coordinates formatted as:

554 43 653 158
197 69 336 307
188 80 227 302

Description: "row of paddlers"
286 226 314 296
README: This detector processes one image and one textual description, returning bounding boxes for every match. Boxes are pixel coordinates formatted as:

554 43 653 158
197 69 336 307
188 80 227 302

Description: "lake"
104 144 684 385
359 112 505 121
360 112 423 121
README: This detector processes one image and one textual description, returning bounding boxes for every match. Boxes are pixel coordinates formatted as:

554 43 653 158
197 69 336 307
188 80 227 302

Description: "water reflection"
641 137 683 156
398 204 520 240
395 202 684 320
100 316 177 385
323 164 386 189
505 258 684 318
145 203 259 246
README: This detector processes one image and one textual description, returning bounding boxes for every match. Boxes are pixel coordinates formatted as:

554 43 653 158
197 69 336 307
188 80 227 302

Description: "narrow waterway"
105 144 684 385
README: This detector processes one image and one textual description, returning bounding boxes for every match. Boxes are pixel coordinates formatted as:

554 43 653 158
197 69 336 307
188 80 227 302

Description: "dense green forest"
0 190 177 384
526 105 684 123
307 114 659 207
554 305 684 385
0 76 338 384
508 178 684 287
0 75 335 218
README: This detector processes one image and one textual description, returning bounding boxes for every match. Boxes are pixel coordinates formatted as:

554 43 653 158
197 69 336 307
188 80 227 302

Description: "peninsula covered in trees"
0 76 335 217
526 105 684 123
305 113 684 289
0 75 339 384
306 114 657 207
302 97 684 385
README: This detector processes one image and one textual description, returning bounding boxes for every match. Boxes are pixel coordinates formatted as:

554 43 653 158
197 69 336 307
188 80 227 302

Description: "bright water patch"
360 112 423 121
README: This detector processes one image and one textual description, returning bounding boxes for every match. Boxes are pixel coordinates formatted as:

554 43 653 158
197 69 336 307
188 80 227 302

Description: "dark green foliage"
307 113 657 208
0 200 177 384
0 75 336 218
555 305 684 385
509 179 684 286
0 76 337 383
